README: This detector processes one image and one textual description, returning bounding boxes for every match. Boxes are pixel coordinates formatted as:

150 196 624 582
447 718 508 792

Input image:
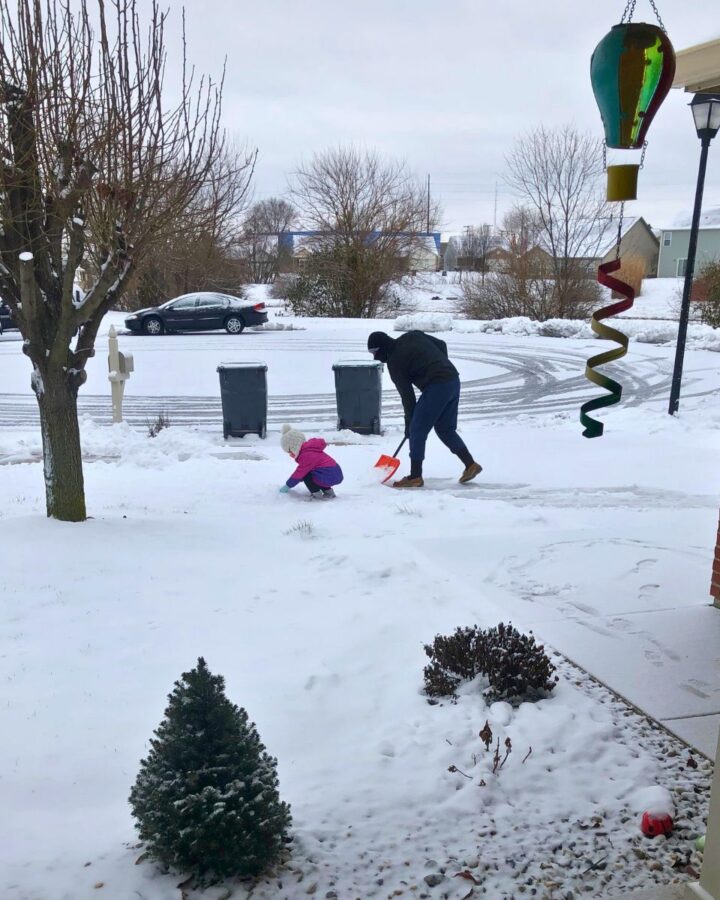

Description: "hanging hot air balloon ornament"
581 0 676 438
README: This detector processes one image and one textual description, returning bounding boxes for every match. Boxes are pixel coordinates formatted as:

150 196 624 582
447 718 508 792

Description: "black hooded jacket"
368 330 458 427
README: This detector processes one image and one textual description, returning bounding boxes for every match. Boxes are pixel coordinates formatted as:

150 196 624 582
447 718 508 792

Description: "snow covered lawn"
0 415 718 899
1 288 720 899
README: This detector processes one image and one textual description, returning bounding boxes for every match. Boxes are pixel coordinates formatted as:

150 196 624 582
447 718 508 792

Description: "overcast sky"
167 0 718 236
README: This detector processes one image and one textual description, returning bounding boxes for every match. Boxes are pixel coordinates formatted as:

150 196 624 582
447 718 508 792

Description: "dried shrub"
147 412 170 438
423 622 558 705
460 269 601 322
695 260 720 328
269 274 296 301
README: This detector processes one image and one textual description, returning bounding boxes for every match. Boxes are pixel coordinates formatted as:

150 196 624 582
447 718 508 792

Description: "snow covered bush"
481 623 559 703
285 272 337 317
146 412 170 438
129 657 291 884
423 623 557 705
394 312 453 333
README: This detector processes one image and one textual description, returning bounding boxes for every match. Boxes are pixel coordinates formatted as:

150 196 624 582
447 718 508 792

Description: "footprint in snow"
681 681 711 699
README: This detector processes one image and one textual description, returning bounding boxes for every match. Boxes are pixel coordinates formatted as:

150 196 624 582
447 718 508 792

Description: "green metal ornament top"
591 22 675 150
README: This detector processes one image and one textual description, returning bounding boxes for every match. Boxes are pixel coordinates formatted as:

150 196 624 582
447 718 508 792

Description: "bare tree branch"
505 125 609 317
0 0 250 520
289 147 439 317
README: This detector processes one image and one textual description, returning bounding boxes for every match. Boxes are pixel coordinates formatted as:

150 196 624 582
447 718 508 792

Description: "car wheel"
143 316 164 336
225 315 245 334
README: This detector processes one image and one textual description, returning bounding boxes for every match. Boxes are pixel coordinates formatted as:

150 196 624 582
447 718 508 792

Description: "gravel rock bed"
180 656 712 900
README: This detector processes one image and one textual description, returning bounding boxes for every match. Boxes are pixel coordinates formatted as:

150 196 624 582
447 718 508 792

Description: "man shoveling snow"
367 330 482 488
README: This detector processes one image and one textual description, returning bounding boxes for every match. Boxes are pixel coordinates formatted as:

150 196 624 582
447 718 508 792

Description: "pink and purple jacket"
286 438 344 489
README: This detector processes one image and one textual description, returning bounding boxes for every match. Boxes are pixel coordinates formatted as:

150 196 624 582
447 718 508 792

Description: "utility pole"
426 174 431 234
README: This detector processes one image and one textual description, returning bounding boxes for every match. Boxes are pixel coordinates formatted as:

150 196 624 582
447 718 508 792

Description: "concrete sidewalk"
538 602 720 759
620 887 705 899
422 530 720 899
419 530 720 758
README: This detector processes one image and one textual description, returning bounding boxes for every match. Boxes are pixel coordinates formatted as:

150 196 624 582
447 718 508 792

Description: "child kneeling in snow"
279 424 343 500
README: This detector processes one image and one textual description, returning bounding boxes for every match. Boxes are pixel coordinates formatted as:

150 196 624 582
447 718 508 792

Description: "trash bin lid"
217 361 268 371
332 359 383 369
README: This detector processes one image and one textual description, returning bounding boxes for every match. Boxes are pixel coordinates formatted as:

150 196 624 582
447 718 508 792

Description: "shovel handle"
393 436 407 457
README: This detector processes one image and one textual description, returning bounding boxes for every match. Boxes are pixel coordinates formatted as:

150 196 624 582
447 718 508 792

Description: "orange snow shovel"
374 437 407 484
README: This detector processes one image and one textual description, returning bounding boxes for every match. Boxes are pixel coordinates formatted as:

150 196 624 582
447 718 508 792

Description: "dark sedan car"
124 292 268 335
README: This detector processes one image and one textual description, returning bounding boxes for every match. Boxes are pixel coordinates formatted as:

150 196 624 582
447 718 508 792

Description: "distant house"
484 246 512 272
277 231 441 273
408 235 441 272
484 244 553 274
657 206 720 278
439 241 450 269
598 216 659 276
569 216 659 277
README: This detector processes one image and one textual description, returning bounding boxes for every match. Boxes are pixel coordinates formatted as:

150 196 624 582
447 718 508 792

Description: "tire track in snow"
0 337 708 429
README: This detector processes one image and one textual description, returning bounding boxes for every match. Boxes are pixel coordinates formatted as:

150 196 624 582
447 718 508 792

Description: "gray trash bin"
217 362 267 438
332 360 382 435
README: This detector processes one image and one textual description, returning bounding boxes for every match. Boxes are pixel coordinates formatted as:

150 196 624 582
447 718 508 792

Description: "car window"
168 297 197 310
196 297 223 308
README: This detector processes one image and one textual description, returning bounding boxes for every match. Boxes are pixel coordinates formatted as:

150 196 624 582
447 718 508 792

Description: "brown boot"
392 475 424 489
459 462 482 484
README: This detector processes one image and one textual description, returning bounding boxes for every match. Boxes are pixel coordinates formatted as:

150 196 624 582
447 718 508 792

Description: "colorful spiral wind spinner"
580 1 675 438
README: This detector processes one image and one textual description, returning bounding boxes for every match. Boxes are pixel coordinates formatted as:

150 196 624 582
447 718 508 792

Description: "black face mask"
368 331 394 363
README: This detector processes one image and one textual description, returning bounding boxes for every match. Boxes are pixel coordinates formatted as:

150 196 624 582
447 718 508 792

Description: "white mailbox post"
108 325 133 423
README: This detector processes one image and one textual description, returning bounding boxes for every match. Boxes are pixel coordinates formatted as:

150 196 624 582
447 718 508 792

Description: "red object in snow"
641 811 674 837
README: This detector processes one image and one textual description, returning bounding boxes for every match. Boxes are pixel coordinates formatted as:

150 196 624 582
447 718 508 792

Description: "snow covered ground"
1 276 719 899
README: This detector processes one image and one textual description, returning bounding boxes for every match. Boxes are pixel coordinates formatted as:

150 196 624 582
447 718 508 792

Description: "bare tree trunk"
0 0 241 521
33 368 86 521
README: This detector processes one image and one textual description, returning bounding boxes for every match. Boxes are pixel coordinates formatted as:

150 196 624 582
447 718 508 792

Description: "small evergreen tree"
129 658 291 884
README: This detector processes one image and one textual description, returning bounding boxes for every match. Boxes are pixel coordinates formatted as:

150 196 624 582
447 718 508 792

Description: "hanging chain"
615 202 626 261
621 0 637 23
621 0 666 29
648 0 666 30
602 141 608 171
639 141 648 169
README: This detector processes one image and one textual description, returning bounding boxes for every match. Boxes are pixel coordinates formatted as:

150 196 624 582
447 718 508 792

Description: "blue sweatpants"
409 377 469 462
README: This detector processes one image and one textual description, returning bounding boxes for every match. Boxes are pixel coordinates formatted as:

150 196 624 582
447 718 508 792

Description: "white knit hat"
280 423 306 456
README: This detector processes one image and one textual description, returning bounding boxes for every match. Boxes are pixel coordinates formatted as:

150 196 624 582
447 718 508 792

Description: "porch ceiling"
673 37 720 93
